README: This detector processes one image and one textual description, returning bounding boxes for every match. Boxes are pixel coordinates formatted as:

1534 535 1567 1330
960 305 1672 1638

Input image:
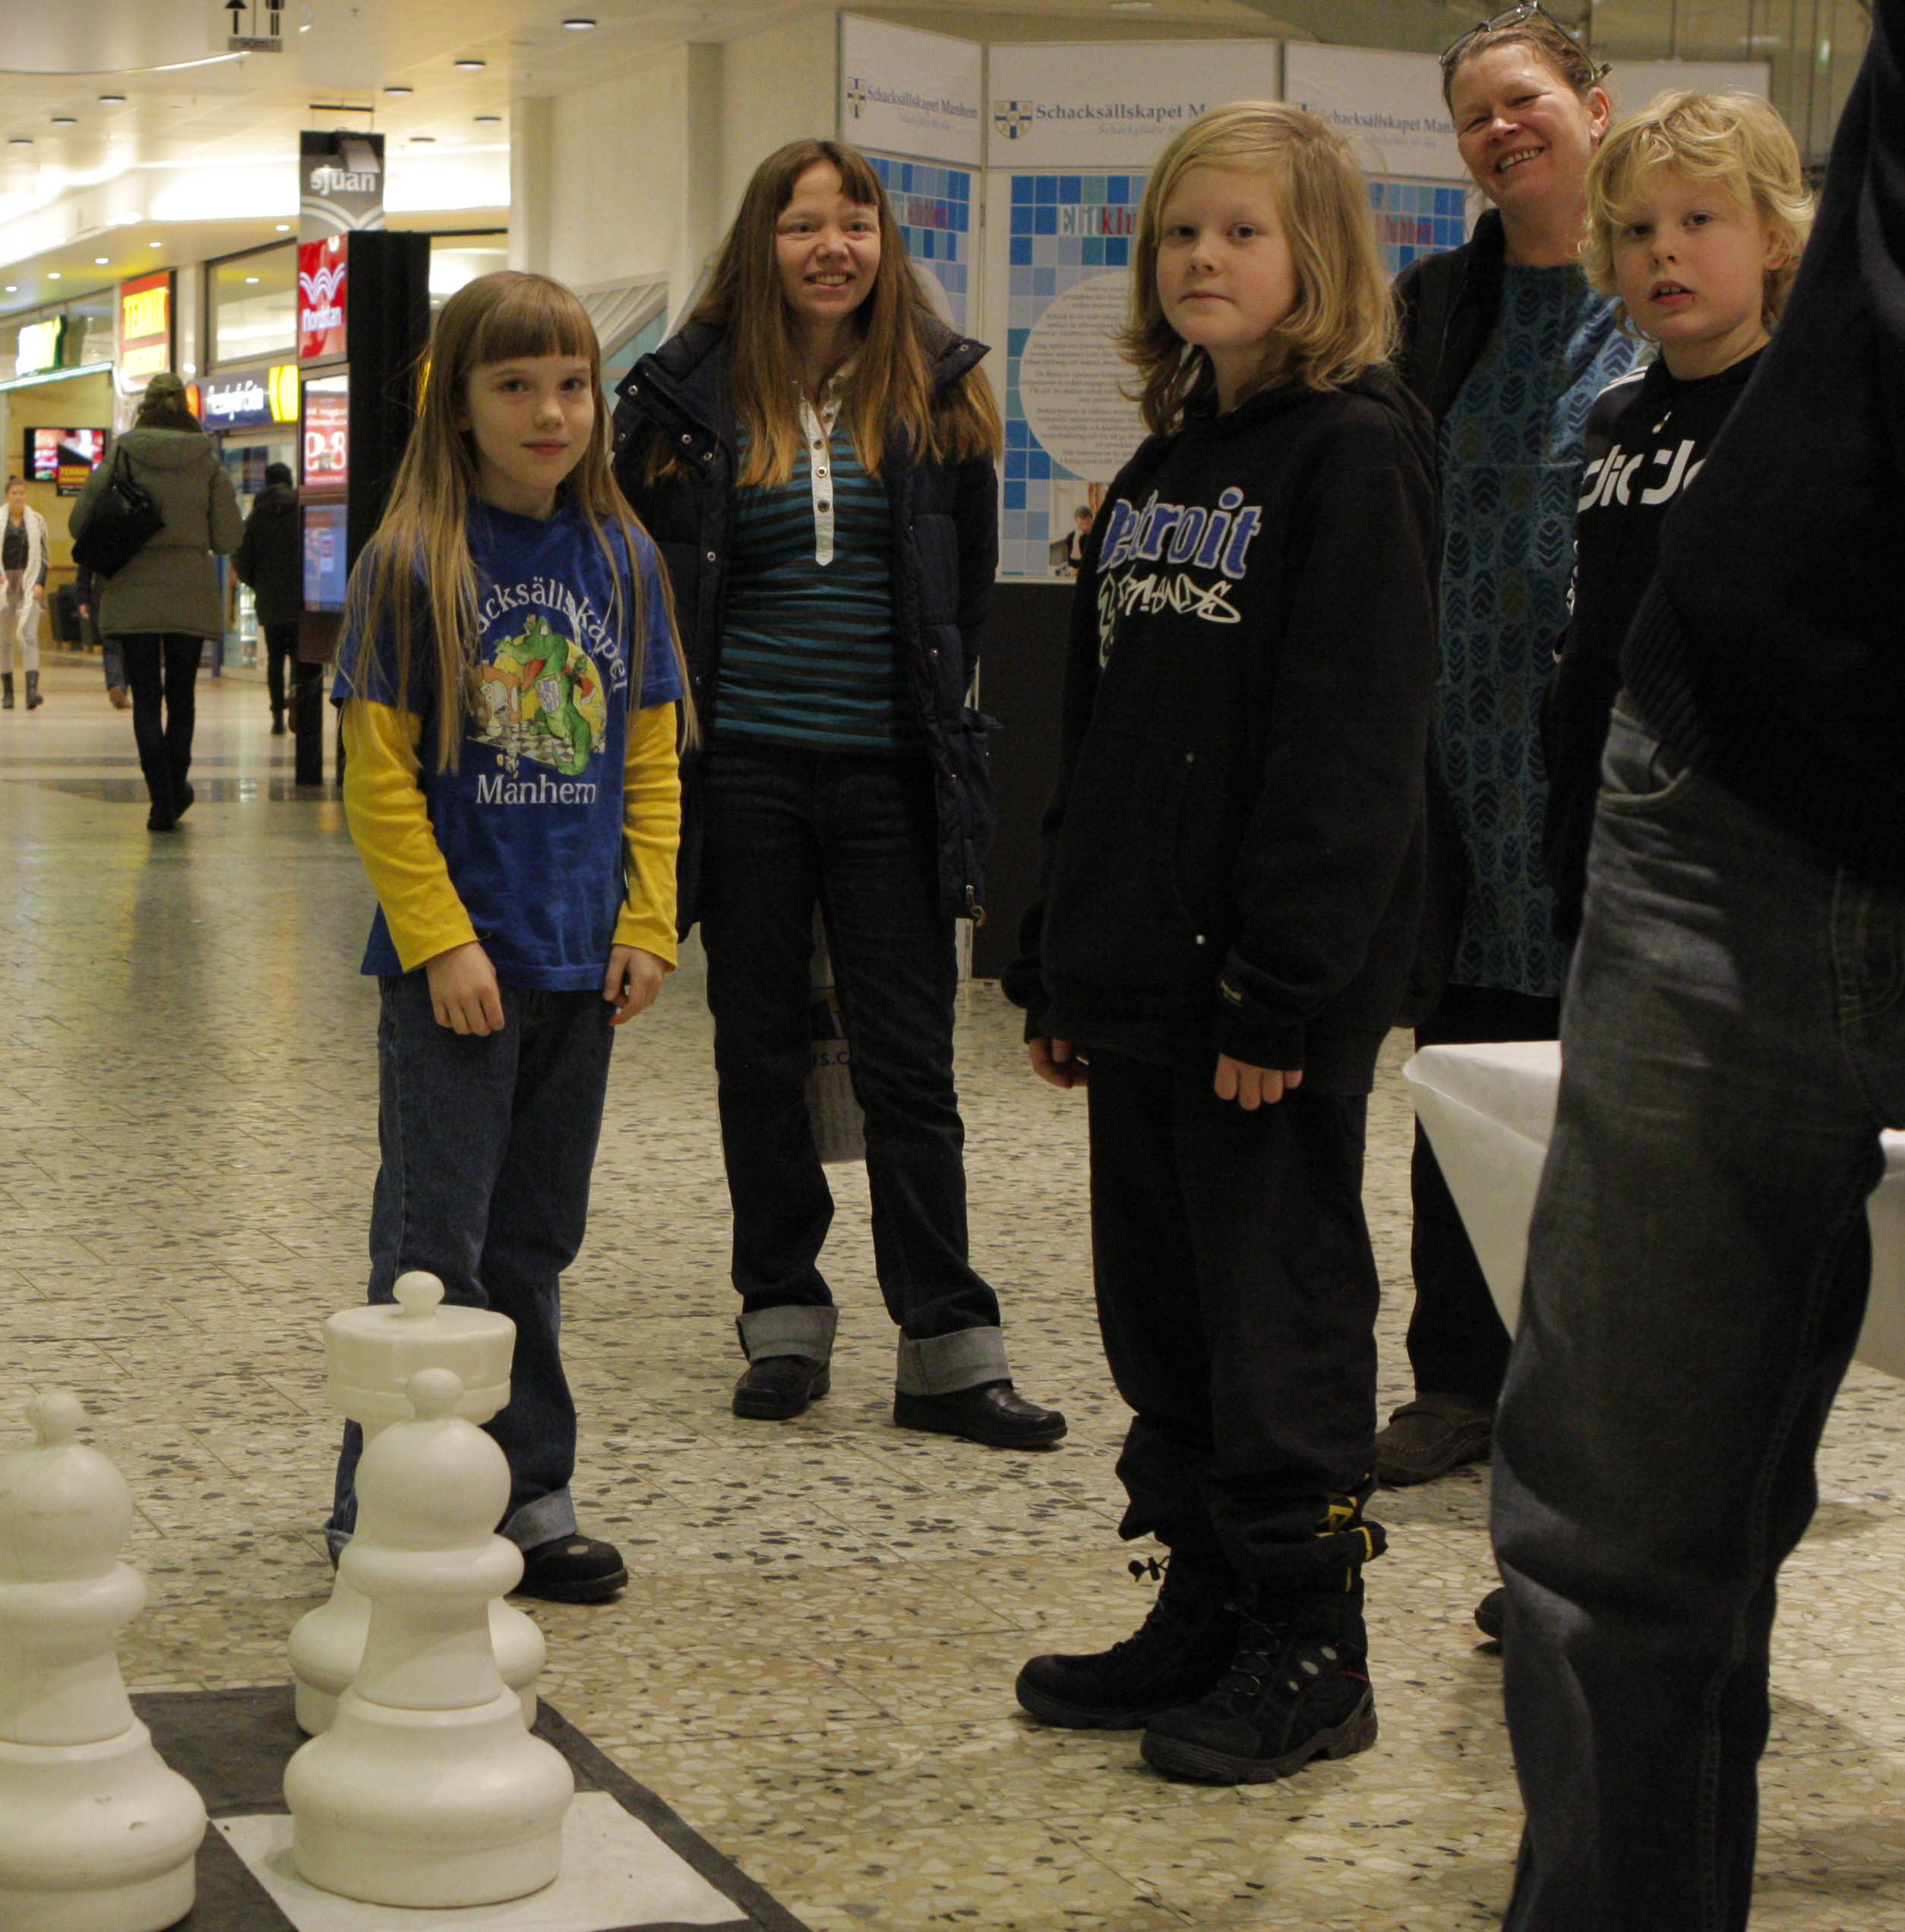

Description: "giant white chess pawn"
288 1270 545 1733
286 1368 573 1907
0 1391 207 1932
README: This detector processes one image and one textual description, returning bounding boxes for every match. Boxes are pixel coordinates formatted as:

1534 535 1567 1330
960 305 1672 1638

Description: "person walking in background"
69 373 244 829
2 475 49 711
1008 103 1436 1785
234 459 304 735
1377 5 1646 1488
614 137 1066 1450
327 270 687 1606
1490 0 1905 1919
74 563 129 709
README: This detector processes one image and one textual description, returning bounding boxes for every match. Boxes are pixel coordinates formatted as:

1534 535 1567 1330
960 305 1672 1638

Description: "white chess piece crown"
288 1270 545 1732
285 1368 573 1908
0 1391 207 1932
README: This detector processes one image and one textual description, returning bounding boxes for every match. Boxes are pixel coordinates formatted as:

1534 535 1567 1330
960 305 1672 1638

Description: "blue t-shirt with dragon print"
333 496 682 990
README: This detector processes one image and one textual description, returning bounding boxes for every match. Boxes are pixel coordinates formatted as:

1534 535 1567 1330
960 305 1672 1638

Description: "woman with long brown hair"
615 137 1065 1448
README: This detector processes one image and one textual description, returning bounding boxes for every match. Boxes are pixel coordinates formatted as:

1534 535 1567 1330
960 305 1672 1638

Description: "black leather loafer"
732 1354 831 1421
893 1380 1067 1449
513 1533 627 1604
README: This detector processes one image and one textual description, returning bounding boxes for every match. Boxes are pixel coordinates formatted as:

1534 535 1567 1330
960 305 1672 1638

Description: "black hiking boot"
1140 1588 1376 1784
1016 1555 1240 1730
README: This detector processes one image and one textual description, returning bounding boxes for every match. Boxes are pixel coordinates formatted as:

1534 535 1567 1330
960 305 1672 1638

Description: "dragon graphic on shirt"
471 616 608 777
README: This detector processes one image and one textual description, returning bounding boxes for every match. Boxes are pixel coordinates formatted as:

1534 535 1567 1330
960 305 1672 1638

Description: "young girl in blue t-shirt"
327 270 689 1604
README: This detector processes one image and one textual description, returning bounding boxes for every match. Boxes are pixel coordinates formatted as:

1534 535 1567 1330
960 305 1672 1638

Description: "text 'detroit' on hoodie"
1006 364 1439 1093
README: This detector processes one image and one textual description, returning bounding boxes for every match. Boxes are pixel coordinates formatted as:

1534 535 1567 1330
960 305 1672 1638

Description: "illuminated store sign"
298 235 348 361
118 272 175 384
197 363 302 431
15 317 66 377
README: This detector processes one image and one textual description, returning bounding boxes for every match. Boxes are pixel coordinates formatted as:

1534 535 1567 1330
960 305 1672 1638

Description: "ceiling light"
384 85 412 96
52 116 77 127
99 93 126 103
3 286 14 293
412 135 436 144
150 240 162 248
455 58 485 70
94 256 109 265
475 114 501 123
47 272 61 280
245 275 260 283
561 18 596 30
276 222 291 231
8 137 30 147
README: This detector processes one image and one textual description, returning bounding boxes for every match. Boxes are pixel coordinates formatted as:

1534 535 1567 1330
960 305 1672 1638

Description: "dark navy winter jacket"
611 318 1000 933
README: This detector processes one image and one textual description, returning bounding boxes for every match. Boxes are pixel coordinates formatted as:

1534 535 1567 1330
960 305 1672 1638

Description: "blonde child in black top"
1006 103 1437 1785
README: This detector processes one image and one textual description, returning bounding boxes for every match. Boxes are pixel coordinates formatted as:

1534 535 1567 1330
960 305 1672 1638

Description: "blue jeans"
1493 706 1905 1930
697 743 1006 1394
328 973 615 1555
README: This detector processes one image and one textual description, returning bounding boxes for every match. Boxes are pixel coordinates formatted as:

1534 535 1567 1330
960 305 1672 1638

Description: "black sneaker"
1016 1557 1239 1728
513 1534 627 1604
732 1355 830 1420
1139 1602 1377 1784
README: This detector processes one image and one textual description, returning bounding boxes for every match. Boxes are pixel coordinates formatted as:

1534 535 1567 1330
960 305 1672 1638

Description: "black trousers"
1087 1049 1383 1594
120 633 204 820
263 620 300 721
697 743 1000 1343
1407 981 1562 1406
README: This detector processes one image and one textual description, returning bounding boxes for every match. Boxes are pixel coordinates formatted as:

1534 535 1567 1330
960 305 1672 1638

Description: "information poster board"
988 169 1151 581
1283 44 1463 181
840 14 984 166
984 42 1278 579
868 156 975 332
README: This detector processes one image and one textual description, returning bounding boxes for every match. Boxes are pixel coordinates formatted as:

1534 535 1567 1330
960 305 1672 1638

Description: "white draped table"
1401 1040 1905 1380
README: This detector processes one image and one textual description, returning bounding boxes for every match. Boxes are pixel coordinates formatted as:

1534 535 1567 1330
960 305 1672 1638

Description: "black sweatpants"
1085 1048 1384 1596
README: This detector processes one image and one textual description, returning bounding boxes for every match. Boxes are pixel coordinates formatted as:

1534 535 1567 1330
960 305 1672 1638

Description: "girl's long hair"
1124 103 1395 434
349 270 691 772
674 137 1000 487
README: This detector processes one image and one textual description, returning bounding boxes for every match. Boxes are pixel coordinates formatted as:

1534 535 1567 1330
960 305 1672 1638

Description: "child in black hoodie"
1543 89 1812 942
1006 102 1437 1785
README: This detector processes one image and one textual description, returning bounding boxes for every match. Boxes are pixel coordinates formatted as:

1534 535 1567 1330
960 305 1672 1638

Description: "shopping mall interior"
3 4 1902 1930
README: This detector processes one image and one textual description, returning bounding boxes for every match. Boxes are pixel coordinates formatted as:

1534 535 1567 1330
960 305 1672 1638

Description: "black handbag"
71 444 163 577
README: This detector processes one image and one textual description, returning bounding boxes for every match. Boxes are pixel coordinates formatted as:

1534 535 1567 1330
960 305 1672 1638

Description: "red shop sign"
298 235 348 361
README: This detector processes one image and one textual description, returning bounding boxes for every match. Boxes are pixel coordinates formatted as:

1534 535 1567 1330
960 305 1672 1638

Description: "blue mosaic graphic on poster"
867 155 974 334
996 169 1467 579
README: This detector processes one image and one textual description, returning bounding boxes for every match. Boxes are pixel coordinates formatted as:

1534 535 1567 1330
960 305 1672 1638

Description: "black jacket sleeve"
998 486 1119 1034
1211 412 1438 1070
952 455 998 686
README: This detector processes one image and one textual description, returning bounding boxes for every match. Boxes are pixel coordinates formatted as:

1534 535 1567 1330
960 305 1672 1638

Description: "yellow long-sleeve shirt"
341 696 681 974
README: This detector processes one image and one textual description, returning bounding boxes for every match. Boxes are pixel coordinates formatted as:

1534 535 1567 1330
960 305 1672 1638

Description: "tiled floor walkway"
5 658 1904 1930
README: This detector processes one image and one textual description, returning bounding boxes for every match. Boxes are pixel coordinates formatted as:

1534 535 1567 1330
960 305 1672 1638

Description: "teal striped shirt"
716 410 917 753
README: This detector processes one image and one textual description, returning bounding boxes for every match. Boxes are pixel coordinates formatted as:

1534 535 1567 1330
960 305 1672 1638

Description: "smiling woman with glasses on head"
1373 2 1648 1493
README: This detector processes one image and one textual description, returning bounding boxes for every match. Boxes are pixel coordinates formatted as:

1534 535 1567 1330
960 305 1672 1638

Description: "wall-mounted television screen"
26 428 106 495
302 500 349 615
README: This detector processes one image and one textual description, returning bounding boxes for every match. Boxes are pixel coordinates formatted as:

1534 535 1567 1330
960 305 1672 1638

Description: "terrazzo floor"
5 658 1904 1930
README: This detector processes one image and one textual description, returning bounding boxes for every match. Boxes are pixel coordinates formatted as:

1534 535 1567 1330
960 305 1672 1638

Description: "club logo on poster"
984 41 1278 167
838 14 983 165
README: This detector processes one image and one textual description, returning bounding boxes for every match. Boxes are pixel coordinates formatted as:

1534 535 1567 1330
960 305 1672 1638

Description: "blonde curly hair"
1585 90 1814 331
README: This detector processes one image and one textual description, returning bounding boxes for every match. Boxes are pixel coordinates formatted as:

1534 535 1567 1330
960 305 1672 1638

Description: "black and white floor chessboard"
135 1687 811 1932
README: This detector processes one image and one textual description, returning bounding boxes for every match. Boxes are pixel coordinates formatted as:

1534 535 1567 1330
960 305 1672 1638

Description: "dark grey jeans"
328 973 614 1555
1493 706 1905 1930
